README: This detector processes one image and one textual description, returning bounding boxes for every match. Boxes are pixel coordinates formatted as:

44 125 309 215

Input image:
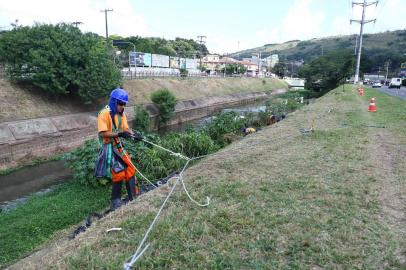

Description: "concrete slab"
8 119 59 140
0 124 15 144
51 114 95 132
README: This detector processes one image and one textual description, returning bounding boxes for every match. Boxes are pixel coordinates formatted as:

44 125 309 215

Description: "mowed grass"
9 85 406 269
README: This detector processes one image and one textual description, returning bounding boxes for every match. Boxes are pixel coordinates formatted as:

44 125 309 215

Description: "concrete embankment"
0 90 285 170
0 77 287 122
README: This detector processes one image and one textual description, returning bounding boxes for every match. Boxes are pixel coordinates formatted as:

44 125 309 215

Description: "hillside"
231 30 406 73
8 85 405 269
0 77 287 123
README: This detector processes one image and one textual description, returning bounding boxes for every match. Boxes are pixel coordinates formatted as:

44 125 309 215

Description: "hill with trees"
231 30 406 76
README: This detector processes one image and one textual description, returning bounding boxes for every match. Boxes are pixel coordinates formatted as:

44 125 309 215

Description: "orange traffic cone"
368 97 376 112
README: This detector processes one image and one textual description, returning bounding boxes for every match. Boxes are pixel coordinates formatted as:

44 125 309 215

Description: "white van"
389 78 402 89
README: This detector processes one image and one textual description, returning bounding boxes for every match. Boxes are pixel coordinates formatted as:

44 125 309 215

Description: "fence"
121 67 273 80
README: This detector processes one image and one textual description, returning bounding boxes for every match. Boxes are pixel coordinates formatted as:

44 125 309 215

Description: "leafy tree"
114 36 208 63
299 50 355 92
150 88 177 127
224 63 247 75
0 23 121 103
272 62 287 77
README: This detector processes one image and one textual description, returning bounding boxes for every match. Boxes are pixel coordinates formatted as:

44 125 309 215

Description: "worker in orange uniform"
97 88 143 210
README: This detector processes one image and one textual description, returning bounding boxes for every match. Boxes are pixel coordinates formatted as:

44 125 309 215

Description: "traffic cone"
368 97 376 112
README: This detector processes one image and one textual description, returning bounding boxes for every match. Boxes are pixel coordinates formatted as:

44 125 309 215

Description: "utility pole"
72 21 83 28
354 34 358 55
385 60 390 83
351 0 377 84
196 35 206 69
101 8 113 41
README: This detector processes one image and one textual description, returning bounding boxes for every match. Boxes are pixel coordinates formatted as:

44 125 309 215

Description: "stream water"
0 101 269 210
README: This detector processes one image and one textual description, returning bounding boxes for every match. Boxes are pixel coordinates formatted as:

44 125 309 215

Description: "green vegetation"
224 63 247 75
0 108 271 267
0 181 110 267
150 89 177 127
134 105 151 132
111 36 208 62
0 23 122 103
4 88 405 268
46 85 404 269
299 50 355 92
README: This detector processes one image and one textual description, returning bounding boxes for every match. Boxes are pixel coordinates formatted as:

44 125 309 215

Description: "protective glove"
118 131 131 139
131 132 144 142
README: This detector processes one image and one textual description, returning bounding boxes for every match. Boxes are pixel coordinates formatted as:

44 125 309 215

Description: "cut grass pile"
5 85 406 269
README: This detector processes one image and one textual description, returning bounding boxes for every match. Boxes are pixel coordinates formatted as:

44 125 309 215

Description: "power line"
100 8 113 41
350 0 378 84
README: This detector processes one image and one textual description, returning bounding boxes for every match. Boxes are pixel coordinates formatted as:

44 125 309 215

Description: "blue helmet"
110 88 129 103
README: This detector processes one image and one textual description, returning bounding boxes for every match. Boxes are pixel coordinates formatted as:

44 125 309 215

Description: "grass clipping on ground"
10 85 406 269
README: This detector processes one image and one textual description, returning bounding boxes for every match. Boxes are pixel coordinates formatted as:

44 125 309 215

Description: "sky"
0 0 405 54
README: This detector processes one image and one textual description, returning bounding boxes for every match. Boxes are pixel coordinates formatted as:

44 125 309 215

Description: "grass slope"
8 85 406 269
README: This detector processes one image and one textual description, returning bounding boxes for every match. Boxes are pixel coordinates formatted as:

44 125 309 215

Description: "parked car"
389 78 401 89
372 81 382 88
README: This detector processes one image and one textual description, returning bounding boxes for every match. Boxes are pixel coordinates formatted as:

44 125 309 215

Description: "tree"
224 63 247 75
272 62 287 78
0 23 121 103
150 88 177 127
299 50 355 92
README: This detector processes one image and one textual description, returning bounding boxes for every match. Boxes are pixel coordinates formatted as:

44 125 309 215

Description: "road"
373 85 406 100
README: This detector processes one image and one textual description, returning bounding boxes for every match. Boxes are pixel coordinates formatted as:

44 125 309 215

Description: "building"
202 54 221 73
240 60 258 75
264 54 279 69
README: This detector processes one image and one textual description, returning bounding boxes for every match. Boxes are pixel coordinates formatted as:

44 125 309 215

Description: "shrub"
0 23 121 103
63 139 101 186
179 68 188 78
151 88 177 127
134 105 150 132
204 111 245 146
64 130 218 186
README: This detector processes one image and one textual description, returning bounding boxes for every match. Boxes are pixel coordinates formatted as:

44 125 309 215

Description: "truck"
389 78 402 89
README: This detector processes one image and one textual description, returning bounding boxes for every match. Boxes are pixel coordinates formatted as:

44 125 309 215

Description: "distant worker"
242 125 256 136
96 88 143 210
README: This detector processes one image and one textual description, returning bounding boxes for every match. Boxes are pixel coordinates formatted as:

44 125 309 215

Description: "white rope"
118 141 157 188
124 160 191 269
135 169 158 188
179 175 210 207
141 139 190 161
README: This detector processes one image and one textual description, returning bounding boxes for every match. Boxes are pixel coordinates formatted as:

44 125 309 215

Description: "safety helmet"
110 88 129 103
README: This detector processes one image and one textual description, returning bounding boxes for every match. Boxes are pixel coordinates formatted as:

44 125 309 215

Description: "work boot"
110 198 122 211
125 179 135 201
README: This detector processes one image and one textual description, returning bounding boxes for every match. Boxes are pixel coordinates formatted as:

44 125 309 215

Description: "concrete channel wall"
0 91 271 170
